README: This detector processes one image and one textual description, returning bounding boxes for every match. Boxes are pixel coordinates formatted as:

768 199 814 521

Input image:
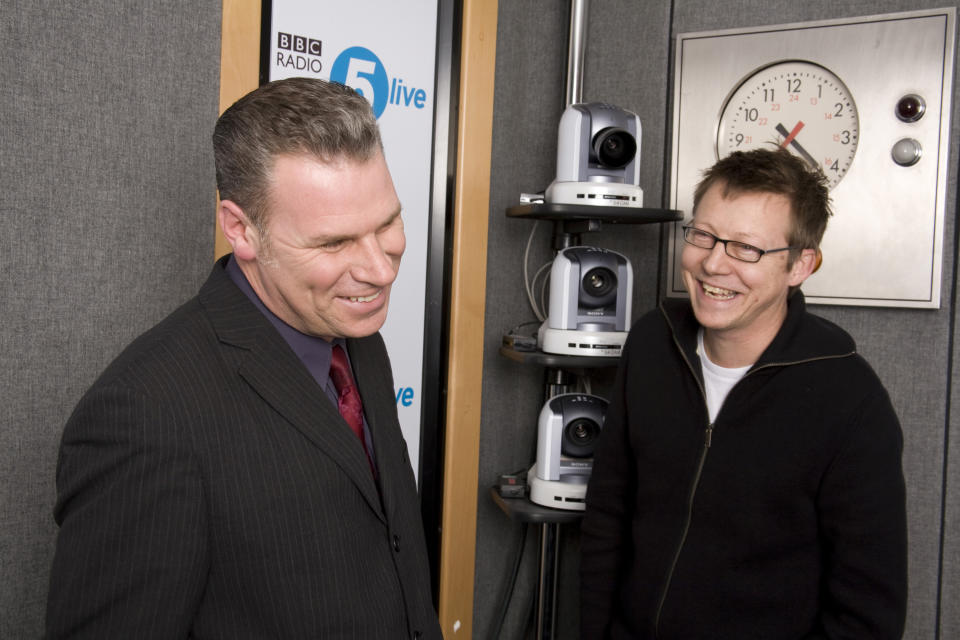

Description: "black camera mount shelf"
506 202 681 249
498 345 618 369
506 202 680 223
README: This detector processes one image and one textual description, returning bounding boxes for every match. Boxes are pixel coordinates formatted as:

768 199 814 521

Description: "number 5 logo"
330 47 389 118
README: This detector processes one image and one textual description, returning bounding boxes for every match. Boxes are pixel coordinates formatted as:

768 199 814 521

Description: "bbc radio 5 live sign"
268 0 439 479
276 34 429 115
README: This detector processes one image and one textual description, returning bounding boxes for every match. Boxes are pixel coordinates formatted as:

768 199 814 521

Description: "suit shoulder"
91 295 216 393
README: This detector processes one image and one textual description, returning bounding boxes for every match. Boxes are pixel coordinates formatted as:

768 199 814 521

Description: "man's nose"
702 241 732 273
353 234 399 285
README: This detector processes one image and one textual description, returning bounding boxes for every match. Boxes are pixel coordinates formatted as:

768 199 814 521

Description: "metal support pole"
565 0 590 107
536 522 562 639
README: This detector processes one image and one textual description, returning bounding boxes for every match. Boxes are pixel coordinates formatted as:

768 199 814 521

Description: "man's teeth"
703 283 735 299
349 292 380 303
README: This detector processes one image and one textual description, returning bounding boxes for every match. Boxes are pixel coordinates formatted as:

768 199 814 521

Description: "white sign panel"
268 0 438 476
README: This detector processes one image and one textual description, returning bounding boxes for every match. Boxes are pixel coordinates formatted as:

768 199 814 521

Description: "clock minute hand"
775 122 819 170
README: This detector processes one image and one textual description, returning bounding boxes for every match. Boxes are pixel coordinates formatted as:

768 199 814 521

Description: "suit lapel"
199 259 384 520
347 334 417 518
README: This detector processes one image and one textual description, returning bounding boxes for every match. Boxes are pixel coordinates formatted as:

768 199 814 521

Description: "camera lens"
562 418 601 458
593 127 637 168
895 94 925 122
580 267 617 308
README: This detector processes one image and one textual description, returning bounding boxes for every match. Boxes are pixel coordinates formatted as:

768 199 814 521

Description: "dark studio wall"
475 1 960 639
0 1 222 636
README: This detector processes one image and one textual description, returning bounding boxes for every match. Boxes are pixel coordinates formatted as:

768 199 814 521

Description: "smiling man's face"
682 181 812 353
239 151 405 341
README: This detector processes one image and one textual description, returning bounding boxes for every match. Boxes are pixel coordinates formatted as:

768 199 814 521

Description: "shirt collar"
225 255 342 386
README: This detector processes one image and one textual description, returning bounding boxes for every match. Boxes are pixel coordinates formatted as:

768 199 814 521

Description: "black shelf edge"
506 202 682 224
490 487 584 524
499 345 619 368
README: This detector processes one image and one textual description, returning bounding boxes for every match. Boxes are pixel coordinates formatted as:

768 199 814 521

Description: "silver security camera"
545 102 643 207
539 246 632 357
528 393 607 511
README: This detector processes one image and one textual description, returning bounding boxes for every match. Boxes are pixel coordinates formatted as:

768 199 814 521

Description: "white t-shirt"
697 329 751 423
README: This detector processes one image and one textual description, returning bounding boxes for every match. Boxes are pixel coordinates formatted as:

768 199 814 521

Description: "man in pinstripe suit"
46 78 442 639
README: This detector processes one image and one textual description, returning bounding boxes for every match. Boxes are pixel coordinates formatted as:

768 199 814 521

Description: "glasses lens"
684 227 715 249
727 242 762 262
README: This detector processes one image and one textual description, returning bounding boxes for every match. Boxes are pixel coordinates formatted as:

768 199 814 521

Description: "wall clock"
717 60 859 189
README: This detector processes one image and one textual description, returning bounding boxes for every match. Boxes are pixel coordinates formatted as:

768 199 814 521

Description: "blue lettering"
385 76 427 110
395 387 415 407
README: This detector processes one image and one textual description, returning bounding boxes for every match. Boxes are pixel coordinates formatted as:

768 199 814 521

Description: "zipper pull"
705 424 714 448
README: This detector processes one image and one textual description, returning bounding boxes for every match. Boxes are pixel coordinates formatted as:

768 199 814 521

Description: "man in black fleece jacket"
581 148 907 639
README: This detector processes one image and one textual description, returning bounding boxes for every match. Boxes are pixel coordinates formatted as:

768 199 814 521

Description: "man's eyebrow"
380 205 403 229
310 206 403 246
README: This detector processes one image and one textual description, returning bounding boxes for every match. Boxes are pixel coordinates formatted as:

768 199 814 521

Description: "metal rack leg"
535 521 562 639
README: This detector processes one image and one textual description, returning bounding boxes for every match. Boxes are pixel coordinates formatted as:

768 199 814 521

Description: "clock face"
716 60 859 189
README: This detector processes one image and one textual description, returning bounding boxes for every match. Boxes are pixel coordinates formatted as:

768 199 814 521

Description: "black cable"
489 522 529 640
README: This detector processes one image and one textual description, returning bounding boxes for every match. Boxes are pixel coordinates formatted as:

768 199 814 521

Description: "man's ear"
788 248 819 287
218 199 260 261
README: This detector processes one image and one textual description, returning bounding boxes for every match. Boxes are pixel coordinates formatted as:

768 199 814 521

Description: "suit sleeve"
580 355 636 640
809 385 907 640
46 382 208 639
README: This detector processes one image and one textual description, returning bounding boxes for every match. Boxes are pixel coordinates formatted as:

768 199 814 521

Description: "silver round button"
891 138 922 166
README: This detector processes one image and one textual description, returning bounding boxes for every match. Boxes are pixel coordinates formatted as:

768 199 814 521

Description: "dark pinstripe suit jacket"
46 257 442 639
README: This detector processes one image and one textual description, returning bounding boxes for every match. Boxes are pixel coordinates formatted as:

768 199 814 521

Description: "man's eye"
731 243 761 257
320 240 346 251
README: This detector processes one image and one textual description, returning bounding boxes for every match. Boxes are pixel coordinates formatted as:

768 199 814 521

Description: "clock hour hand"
775 122 819 170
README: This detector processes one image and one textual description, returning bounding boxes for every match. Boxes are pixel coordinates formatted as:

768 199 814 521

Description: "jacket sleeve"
808 385 907 640
580 356 635 640
46 382 208 639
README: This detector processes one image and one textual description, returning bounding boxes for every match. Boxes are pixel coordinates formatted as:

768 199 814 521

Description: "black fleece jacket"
581 293 907 639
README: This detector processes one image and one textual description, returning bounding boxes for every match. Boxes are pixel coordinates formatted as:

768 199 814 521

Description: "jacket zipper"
653 420 712 636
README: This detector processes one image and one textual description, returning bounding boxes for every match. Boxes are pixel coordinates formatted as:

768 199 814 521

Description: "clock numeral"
833 130 853 144
788 94 800 103
786 78 802 93
763 88 775 102
745 108 759 122
834 103 844 118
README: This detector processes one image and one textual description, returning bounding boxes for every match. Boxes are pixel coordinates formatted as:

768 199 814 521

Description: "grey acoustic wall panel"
0 2 221 637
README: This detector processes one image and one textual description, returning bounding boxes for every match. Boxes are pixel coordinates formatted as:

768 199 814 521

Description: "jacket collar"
660 290 856 371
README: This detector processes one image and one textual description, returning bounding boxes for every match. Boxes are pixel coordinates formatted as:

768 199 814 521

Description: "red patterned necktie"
329 344 365 444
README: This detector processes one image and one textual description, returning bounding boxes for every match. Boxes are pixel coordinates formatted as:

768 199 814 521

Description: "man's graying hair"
213 77 382 232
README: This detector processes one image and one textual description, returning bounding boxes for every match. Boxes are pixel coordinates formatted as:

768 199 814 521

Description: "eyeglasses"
681 226 795 264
